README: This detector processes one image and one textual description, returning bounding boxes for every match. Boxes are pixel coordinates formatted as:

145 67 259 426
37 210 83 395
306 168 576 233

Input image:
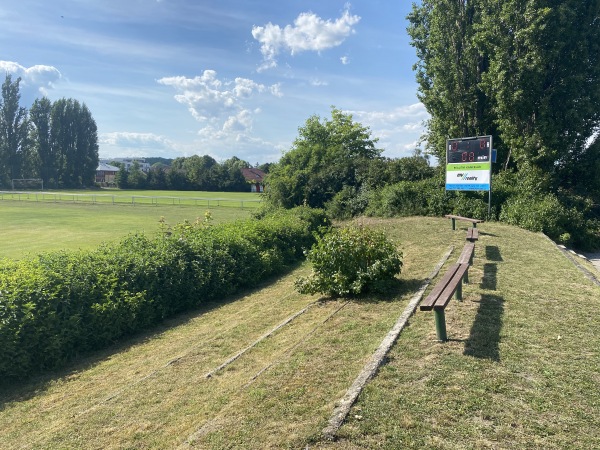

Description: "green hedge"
0 207 329 379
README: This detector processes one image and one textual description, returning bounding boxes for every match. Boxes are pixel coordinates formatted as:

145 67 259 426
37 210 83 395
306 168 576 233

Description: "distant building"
102 158 151 173
95 162 120 186
241 168 266 192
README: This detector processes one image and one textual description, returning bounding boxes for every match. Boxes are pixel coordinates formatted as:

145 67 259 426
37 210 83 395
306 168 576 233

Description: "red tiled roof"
241 168 266 182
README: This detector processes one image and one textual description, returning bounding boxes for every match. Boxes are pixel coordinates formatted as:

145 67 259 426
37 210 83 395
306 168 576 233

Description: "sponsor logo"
456 173 478 181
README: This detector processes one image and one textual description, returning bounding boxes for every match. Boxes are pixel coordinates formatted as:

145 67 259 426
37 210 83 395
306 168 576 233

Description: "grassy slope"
1 217 599 449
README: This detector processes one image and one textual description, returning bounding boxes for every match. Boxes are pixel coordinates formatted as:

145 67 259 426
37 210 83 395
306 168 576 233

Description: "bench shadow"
481 245 502 290
485 245 503 261
463 294 504 361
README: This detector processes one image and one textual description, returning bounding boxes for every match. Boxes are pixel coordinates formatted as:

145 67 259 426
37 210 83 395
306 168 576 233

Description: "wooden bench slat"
458 242 475 265
466 227 479 241
433 263 469 310
445 214 483 223
420 264 461 311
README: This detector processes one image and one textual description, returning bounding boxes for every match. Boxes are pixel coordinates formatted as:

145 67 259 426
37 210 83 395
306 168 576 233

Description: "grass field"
1 217 599 449
0 192 256 259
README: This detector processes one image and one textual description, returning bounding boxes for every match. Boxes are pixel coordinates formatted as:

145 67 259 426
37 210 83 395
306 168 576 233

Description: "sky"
0 0 427 165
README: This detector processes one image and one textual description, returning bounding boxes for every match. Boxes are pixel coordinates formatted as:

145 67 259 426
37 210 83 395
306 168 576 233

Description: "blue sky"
0 0 427 164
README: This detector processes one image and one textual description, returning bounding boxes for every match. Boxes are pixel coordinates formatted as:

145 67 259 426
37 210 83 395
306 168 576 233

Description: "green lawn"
0 197 254 260
1 217 599 449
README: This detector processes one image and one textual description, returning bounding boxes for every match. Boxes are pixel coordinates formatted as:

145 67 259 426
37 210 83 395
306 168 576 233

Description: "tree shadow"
463 294 504 361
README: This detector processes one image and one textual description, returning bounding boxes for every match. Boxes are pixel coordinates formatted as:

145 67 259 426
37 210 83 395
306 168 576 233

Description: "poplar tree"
0 75 29 186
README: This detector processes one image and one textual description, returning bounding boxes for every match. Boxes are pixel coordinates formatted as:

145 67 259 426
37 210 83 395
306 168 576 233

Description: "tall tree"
477 0 600 183
265 107 380 208
29 97 55 186
0 74 29 186
407 0 600 193
51 98 99 187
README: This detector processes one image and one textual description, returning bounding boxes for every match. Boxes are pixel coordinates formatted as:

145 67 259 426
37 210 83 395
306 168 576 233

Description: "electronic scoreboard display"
447 136 491 164
445 135 492 192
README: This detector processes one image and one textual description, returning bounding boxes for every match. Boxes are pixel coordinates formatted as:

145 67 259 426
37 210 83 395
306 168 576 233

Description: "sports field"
0 190 260 260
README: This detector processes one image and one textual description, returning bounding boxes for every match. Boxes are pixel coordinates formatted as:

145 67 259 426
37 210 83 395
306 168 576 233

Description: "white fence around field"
0 191 262 208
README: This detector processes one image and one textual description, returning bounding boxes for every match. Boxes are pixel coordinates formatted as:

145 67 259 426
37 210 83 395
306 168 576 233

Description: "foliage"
295 225 403 297
0 75 99 189
407 0 600 195
0 207 328 378
264 107 381 209
0 75 30 187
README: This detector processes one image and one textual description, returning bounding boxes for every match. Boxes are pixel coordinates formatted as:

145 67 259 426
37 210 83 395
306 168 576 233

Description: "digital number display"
447 137 491 164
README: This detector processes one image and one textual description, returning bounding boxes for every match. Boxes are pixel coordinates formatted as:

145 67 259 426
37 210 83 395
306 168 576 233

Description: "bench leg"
473 222 477 228
455 278 463 301
451 218 456 230
434 309 448 341
463 267 469 284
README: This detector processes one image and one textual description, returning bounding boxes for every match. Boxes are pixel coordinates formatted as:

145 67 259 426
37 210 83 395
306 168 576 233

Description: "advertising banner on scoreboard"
445 162 491 191
445 136 492 192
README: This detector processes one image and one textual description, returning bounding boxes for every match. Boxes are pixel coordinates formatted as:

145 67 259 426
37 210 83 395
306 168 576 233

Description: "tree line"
0 74 99 189
113 155 271 192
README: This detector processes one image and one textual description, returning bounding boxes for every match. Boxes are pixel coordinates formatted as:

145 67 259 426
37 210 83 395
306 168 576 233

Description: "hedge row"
0 207 330 379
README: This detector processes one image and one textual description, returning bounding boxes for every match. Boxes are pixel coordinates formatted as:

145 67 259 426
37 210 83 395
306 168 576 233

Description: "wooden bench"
420 242 475 341
466 227 479 242
445 214 483 230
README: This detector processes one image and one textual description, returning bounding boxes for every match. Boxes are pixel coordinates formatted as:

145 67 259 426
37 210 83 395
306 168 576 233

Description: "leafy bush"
0 207 329 379
295 225 403 297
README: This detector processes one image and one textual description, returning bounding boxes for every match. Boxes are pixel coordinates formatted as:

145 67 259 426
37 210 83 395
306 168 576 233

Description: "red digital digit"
469 152 475 162
452 142 458 151
461 152 467 162
480 139 486 149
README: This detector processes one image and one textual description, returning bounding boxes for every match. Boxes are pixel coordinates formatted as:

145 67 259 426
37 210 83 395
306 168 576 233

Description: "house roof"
241 168 266 183
97 162 120 172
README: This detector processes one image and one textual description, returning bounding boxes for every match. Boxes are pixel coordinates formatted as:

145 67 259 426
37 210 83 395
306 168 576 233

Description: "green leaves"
295 225 403 297
0 207 329 379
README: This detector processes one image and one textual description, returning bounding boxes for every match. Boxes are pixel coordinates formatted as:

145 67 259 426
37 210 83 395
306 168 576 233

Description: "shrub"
295 225 403 297
0 207 329 379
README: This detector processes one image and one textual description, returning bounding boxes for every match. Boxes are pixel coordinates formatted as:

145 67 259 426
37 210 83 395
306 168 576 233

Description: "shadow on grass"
485 245 503 262
481 245 502 290
0 263 304 408
346 278 427 304
463 294 504 361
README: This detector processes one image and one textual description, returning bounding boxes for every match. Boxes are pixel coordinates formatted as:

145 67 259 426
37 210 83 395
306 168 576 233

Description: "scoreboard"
447 136 491 164
445 135 492 191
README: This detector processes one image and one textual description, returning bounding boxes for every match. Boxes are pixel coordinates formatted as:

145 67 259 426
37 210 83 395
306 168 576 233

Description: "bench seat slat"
433 263 469 310
420 264 461 311
457 242 475 265
445 214 483 223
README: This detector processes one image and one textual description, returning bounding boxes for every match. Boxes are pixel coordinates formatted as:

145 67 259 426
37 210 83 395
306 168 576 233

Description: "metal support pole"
455 279 463 301
434 310 448 341
451 218 456 230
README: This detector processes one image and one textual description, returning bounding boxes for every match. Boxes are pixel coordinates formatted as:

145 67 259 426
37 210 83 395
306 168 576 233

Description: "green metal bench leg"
451 218 456 230
455 278 463 301
463 268 469 284
473 222 477 228
434 309 448 341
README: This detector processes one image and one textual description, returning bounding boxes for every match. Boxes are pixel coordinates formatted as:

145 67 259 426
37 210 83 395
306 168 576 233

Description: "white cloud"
345 103 430 159
99 132 179 158
0 61 62 96
252 6 360 71
157 69 282 152
340 56 350 65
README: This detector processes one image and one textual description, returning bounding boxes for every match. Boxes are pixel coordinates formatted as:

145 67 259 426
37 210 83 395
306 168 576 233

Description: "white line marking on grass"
204 300 320 378
321 246 455 441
